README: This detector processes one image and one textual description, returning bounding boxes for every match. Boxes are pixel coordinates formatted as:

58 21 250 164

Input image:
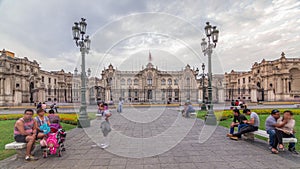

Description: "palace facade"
224 52 300 102
96 62 224 104
0 49 225 106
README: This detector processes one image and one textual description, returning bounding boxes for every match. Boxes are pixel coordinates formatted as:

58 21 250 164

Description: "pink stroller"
43 124 66 158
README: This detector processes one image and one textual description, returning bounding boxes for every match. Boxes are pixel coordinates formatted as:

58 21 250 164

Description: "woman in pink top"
271 110 297 154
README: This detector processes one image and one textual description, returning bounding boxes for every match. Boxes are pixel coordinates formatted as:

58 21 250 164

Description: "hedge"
198 108 300 121
0 114 78 125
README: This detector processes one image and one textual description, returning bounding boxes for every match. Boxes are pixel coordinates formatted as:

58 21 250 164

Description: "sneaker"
230 136 238 141
101 144 109 149
288 148 299 155
25 155 38 161
226 133 233 137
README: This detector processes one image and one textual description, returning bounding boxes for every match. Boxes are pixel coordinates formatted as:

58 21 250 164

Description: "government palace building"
224 52 300 102
0 49 299 106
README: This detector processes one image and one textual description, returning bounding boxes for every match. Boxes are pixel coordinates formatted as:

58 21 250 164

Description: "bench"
5 141 41 159
5 142 27 158
244 129 298 144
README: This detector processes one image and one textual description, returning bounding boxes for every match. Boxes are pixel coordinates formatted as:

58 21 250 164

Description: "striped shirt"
14 118 34 136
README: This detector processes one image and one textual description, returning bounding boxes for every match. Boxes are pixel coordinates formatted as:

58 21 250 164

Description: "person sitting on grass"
265 109 286 149
228 108 248 135
271 110 298 154
227 109 260 140
14 109 38 161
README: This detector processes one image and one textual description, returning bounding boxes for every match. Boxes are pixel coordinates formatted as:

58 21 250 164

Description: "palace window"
48 78 51 84
161 79 166 85
168 79 172 85
243 78 245 84
174 79 178 85
127 79 132 85
16 83 20 88
134 79 139 85
248 76 251 83
121 79 125 85
238 79 240 84
186 77 190 86
42 76 44 83
147 78 152 85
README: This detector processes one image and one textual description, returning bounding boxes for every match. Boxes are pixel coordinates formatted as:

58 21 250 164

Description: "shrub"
0 114 78 125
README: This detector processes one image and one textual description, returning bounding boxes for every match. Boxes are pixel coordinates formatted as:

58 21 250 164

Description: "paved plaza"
1 107 300 169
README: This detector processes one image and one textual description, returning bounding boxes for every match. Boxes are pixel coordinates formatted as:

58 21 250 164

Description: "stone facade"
0 49 79 106
224 52 300 102
95 62 225 104
0 49 225 106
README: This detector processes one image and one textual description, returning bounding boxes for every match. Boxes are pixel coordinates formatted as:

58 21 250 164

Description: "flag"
149 50 152 62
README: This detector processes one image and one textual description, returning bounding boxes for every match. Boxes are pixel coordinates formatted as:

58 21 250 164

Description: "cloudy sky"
0 0 299 77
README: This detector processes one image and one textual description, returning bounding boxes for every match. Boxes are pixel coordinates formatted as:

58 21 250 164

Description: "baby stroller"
43 124 66 158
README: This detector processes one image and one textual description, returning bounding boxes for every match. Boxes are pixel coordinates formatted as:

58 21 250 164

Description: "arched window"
134 79 139 85
121 78 125 85
168 79 172 85
161 79 166 85
174 79 178 85
147 73 152 86
186 77 190 86
127 79 132 85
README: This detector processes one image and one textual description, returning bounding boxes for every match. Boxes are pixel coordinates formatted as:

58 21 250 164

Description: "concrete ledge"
5 142 27 149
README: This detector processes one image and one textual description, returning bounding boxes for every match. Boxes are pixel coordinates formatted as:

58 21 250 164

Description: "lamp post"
201 63 207 110
72 18 91 128
201 22 219 125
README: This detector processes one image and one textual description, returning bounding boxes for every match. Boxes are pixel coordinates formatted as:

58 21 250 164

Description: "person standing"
228 109 248 135
227 109 260 140
100 103 112 149
265 109 286 149
14 109 38 161
117 98 123 113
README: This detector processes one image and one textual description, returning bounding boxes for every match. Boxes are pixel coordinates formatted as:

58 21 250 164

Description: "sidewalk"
1 108 299 169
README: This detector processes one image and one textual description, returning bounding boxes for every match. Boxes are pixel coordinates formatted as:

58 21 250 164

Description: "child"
99 103 112 149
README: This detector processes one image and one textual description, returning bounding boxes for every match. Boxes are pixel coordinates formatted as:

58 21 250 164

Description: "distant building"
0 49 98 106
95 52 225 104
0 49 225 106
224 52 300 102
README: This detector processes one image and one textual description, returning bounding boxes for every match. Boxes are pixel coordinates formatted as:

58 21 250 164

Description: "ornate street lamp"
201 22 219 125
72 18 91 128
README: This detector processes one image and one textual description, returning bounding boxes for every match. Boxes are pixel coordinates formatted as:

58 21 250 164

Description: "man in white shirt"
227 109 260 140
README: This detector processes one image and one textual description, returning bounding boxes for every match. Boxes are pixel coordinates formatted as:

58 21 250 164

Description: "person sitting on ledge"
228 108 248 135
14 109 38 161
265 109 285 149
271 110 298 154
227 109 260 140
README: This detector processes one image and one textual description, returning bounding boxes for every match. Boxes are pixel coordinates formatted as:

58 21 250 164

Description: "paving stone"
1 108 299 169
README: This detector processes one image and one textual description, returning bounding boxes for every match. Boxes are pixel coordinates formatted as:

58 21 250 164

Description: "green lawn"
198 111 300 150
0 120 76 161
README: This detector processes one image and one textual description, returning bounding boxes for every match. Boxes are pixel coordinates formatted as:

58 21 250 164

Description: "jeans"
267 129 276 147
232 125 258 138
272 129 296 149
118 105 122 113
230 124 248 134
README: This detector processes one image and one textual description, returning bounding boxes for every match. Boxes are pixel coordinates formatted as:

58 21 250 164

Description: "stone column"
251 86 257 102
0 78 2 94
